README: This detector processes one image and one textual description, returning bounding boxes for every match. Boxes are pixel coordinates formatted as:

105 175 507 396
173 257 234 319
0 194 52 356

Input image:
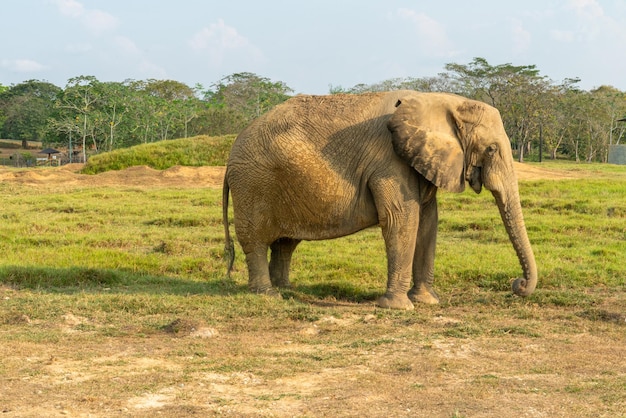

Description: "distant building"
608 145 626 165
611 119 626 165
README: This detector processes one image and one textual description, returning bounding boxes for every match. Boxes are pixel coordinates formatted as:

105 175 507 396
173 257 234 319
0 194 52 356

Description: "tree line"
1 58 625 163
0 72 292 162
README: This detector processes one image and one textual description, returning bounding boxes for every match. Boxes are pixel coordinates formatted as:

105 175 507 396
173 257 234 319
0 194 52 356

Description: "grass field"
0 160 624 417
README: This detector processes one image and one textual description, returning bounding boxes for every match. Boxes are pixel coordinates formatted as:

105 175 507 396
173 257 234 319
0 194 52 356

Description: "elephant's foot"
270 277 293 289
250 284 282 298
376 293 414 310
408 285 440 305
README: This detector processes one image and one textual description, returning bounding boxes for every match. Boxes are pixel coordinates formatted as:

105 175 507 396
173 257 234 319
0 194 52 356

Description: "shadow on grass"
3 266 623 321
284 282 381 306
0 265 383 306
0 265 247 296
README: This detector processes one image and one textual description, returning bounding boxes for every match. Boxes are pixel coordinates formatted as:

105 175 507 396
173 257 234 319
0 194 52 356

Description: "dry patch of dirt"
0 162 589 191
512 162 588 181
1 304 624 417
0 164 226 190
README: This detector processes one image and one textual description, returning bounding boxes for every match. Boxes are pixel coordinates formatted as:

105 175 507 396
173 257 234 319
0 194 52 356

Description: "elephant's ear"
388 97 465 193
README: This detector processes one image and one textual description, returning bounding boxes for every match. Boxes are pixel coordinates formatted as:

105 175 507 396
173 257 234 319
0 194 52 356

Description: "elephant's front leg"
376 201 419 310
409 192 440 304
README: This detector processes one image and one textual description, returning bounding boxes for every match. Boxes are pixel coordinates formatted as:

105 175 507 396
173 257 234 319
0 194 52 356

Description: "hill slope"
81 135 235 174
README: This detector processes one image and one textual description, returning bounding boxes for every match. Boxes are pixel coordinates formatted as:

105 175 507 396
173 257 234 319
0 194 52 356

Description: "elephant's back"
226 91 416 185
231 92 398 160
268 92 401 129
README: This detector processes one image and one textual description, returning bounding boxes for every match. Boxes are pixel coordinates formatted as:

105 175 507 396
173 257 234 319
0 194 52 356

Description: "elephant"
222 90 537 310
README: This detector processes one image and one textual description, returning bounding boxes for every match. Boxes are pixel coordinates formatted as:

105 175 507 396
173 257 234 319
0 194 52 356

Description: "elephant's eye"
486 143 498 157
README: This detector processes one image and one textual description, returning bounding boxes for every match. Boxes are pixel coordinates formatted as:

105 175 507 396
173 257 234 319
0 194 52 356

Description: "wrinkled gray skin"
222 91 537 310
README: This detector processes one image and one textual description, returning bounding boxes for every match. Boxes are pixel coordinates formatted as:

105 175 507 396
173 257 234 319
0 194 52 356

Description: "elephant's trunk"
492 182 537 297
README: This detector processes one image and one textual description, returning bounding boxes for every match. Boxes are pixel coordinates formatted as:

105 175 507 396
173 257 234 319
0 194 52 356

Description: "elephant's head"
387 93 537 297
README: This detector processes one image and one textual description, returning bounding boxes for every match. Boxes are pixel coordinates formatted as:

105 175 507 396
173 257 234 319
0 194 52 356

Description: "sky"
1 0 625 94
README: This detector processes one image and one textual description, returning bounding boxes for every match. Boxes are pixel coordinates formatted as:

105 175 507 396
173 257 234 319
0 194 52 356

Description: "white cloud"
189 19 264 66
52 0 118 34
54 0 83 18
546 1 603 44
1 59 47 73
138 60 168 79
550 29 575 42
510 19 531 53
190 19 250 51
395 8 454 57
115 36 140 54
108 36 167 79
561 0 626 45
567 0 604 19
85 9 118 34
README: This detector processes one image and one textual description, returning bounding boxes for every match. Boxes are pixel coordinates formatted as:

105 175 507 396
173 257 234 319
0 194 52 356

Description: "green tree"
207 72 293 123
190 73 292 135
56 76 100 162
139 79 198 141
329 75 454 94
190 105 246 136
94 81 132 151
443 58 543 105
176 92 202 138
0 83 6 134
0 80 61 147
143 79 195 101
590 86 626 161
537 78 579 160
124 79 159 144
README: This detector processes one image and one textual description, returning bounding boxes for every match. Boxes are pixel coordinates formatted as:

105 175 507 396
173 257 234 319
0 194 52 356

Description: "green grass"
435 178 626 297
0 172 624 311
0 163 625 416
81 134 235 174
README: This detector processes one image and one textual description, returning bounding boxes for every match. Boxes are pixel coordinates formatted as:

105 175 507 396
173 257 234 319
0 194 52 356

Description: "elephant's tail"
222 173 235 277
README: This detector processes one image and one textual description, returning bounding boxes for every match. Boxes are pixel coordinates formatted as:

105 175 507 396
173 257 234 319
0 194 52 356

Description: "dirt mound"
0 164 226 190
0 162 582 190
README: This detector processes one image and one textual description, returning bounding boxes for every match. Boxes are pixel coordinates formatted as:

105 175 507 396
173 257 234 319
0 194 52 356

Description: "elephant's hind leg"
269 238 301 288
244 245 279 296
